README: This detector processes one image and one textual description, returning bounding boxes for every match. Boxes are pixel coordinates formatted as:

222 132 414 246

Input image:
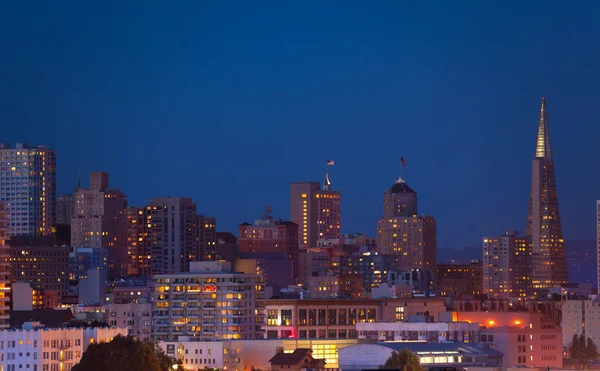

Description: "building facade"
124 206 148 276
0 326 127 371
357 321 480 343
263 297 446 340
238 206 299 277
147 197 198 275
71 172 128 277
526 98 568 291
290 182 341 248
8 245 70 303
562 300 600 350
482 231 531 299
0 203 9 328
56 194 74 226
335 252 400 292
152 262 261 342
377 180 436 273
108 302 152 342
197 215 216 261
69 247 107 281
0 143 56 237
436 261 483 298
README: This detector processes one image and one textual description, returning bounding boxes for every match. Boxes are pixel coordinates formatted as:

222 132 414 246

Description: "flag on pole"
326 160 335 166
400 157 406 167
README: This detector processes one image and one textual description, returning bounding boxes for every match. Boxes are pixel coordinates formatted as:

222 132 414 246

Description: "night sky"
2 2 599 249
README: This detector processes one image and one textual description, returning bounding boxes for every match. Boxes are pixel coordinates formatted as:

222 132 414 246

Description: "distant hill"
437 240 597 286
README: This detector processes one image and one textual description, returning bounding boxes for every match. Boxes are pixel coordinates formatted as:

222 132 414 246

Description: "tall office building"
56 194 74 226
0 143 56 237
526 98 568 292
0 202 10 329
377 179 436 273
71 172 128 277
197 215 217 261
482 231 531 299
147 197 197 275
290 180 341 248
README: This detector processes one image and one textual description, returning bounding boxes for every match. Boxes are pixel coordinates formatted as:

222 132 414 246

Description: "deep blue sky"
1 2 599 249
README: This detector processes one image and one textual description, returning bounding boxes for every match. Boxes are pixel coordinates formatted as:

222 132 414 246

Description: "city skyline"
2 2 600 250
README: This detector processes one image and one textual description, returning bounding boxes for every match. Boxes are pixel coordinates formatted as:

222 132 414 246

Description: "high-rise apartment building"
147 197 197 275
526 98 568 292
290 181 341 248
56 194 74 225
238 206 299 277
0 143 56 237
152 261 260 341
197 215 217 261
0 202 10 329
377 179 436 273
482 231 531 299
125 206 149 276
71 172 128 277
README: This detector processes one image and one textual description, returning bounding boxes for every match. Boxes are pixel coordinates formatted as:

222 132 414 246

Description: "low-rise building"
338 342 503 370
0 325 126 371
263 297 447 340
357 321 480 343
453 311 562 368
159 338 357 371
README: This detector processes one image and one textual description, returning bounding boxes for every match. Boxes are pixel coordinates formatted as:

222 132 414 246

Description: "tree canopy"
380 349 425 371
73 335 182 371
569 334 599 361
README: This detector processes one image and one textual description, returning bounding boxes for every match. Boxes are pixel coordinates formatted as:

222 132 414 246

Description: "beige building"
152 261 261 342
483 231 531 299
377 179 436 274
290 182 341 248
71 172 128 277
562 300 600 349
108 302 152 342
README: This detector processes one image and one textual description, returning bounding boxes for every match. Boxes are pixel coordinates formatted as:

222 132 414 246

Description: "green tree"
72 335 182 371
380 349 425 371
585 337 599 360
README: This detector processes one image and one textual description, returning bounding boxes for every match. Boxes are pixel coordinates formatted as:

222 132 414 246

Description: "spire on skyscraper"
535 98 552 160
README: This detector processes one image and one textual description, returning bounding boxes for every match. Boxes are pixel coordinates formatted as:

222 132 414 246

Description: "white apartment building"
108 302 152 342
356 321 481 343
153 261 261 342
562 300 600 349
0 325 126 371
